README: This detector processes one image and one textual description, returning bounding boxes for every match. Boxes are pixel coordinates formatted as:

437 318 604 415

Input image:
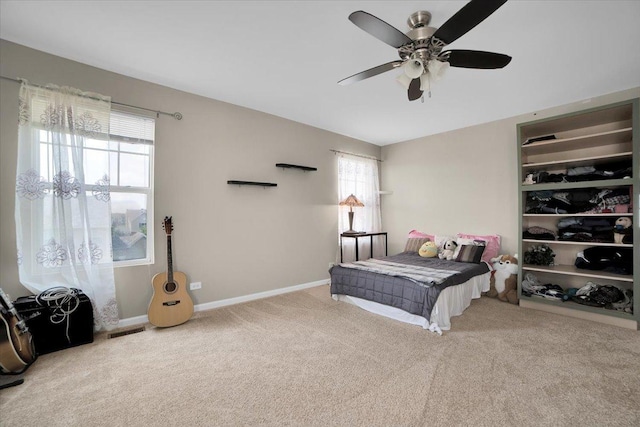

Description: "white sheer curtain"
337 154 382 262
15 81 119 331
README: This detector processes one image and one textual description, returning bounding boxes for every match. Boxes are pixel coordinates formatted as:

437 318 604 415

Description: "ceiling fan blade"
408 78 423 101
349 11 413 49
338 61 403 86
445 50 512 69
432 0 508 45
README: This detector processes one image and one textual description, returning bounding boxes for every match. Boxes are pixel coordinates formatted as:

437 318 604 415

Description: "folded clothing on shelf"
523 226 557 241
526 187 631 215
557 216 615 243
528 161 632 184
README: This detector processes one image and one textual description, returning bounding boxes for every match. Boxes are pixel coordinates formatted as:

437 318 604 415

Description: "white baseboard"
117 279 329 329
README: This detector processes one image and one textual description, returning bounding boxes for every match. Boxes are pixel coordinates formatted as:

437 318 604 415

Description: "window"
337 154 382 261
37 109 155 266
337 155 381 234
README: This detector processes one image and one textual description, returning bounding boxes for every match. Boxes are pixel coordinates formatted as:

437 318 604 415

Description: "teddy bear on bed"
486 254 519 305
438 239 458 261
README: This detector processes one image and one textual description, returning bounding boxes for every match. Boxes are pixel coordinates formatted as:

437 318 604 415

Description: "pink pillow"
408 229 435 241
456 233 501 264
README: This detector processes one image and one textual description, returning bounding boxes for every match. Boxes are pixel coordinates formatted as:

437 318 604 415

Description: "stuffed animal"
486 254 519 304
438 240 458 261
613 217 633 244
523 173 536 185
419 241 438 258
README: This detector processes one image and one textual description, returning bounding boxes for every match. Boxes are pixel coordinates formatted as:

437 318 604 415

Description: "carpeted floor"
1 285 639 426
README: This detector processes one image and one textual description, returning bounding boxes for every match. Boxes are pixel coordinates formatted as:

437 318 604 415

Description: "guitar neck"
0 288 16 316
167 234 174 283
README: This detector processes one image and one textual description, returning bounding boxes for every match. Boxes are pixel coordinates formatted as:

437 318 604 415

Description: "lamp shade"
339 194 365 211
427 59 449 81
403 58 424 79
396 73 412 90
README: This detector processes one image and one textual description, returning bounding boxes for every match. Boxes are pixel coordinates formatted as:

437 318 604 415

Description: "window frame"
107 110 155 268
34 108 156 268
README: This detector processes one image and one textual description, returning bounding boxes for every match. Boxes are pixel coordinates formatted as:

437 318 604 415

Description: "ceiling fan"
338 0 512 101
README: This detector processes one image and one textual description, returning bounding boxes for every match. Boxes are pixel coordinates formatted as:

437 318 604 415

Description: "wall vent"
107 326 145 339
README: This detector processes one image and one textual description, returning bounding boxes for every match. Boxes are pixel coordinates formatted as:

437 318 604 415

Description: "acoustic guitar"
0 287 37 373
148 216 194 327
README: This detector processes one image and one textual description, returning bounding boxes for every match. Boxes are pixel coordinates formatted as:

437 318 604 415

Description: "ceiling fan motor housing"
407 11 432 28
400 11 443 63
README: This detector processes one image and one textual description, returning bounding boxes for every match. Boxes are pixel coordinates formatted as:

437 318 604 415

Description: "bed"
330 244 492 334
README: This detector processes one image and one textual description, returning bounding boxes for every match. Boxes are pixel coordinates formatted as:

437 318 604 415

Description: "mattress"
329 252 490 333
332 271 490 333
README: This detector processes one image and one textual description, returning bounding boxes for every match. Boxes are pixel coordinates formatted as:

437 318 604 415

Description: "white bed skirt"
332 271 490 334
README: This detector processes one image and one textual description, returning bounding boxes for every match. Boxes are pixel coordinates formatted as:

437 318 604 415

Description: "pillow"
455 244 486 263
453 238 486 259
408 229 434 241
404 237 431 253
456 233 501 263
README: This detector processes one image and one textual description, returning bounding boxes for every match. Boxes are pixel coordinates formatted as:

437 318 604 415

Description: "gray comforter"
329 252 489 322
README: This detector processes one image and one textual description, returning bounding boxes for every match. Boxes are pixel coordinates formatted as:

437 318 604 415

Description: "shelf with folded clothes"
522 215 632 245
520 269 634 320
521 243 633 277
522 186 633 215
521 154 633 183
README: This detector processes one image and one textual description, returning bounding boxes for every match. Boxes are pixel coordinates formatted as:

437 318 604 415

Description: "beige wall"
381 87 640 256
0 40 381 320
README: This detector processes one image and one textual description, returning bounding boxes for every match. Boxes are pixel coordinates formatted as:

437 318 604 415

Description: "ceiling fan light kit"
338 0 511 101
396 73 413 90
403 58 425 79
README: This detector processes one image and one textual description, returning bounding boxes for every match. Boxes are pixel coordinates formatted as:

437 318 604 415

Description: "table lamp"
339 194 365 235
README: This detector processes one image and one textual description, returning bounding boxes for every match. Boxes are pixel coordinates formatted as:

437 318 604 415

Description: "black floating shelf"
275 163 317 171
227 180 277 187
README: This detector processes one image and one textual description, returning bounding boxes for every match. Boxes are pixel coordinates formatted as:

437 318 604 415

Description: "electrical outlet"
190 281 202 290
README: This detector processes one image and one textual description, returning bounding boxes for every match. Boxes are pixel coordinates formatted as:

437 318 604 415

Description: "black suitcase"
14 288 94 355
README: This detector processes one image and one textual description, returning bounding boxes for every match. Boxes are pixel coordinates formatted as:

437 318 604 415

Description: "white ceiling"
1 1 639 146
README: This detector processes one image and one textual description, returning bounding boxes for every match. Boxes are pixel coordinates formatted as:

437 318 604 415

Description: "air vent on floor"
107 326 145 339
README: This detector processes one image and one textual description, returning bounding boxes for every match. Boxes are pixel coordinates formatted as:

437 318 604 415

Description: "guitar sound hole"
164 282 177 293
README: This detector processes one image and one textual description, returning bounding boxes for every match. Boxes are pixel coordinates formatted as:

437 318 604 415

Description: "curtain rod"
330 149 382 162
0 75 183 120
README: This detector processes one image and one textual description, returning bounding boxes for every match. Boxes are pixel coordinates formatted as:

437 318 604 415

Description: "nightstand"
340 232 388 263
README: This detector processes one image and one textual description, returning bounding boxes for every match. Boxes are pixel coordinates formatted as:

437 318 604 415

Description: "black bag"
575 247 633 275
14 288 94 355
